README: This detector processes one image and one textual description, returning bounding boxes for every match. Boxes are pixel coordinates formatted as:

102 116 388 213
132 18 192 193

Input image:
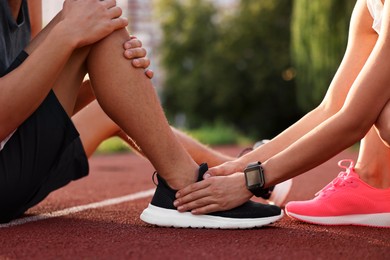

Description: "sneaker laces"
315 159 355 196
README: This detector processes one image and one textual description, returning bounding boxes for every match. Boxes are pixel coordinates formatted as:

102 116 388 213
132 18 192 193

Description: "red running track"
0 147 389 259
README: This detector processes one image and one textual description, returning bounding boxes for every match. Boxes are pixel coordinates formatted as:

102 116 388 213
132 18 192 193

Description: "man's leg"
24 12 199 189
170 128 234 166
86 29 199 189
32 16 199 189
77 28 283 229
74 100 234 164
73 80 96 115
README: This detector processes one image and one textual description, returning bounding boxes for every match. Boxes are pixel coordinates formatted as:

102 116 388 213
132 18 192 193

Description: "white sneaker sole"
268 178 293 207
287 211 390 228
140 204 284 229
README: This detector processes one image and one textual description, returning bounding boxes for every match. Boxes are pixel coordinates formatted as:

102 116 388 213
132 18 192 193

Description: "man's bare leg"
74 100 234 165
116 126 234 166
27 11 199 189
86 29 199 189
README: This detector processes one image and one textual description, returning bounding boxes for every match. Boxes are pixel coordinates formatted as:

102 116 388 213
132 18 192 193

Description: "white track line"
0 188 155 228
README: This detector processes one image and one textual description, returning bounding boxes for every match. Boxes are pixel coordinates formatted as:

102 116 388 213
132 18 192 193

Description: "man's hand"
61 0 128 48
123 36 154 79
173 172 252 214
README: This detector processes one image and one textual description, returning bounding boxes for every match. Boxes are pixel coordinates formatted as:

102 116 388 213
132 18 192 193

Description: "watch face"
246 168 262 186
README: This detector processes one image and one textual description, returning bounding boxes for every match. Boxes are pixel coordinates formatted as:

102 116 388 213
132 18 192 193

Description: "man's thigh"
0 89 88 223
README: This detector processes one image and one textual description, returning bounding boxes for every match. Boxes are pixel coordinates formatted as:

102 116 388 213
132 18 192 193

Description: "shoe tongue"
347 167 360 179
197 163 209 182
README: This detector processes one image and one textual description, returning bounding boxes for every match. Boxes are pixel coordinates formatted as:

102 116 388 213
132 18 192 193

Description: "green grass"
96 124 252 154
182 125 252 146
96 137 131 154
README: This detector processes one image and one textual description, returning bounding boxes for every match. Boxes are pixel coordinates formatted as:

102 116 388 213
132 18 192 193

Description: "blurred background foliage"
291 0 356 111
98 0 357 153
156 0 355 140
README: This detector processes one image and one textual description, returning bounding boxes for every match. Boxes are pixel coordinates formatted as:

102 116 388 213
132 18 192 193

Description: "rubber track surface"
0 147 389 259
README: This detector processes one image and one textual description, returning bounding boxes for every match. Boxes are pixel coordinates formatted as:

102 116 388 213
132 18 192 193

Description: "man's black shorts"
0 51 89 223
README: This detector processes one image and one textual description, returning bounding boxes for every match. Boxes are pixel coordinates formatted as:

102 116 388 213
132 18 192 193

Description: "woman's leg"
355 98 390 189
355 128 390 189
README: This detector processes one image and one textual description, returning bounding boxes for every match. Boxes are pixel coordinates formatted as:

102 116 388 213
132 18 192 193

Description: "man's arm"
0 0 127 141
27 0 42 39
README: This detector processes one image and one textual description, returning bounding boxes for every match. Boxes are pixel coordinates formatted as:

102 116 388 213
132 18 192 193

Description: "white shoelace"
315 159 355 196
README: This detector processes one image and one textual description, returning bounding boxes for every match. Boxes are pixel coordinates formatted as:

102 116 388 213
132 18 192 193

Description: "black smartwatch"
244 161 269 197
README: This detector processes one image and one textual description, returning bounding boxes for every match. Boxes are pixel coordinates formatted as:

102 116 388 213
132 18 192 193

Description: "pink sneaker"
285 159 390 228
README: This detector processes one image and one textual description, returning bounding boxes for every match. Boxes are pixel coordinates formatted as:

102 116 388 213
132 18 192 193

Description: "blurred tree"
158 0 301 138
209 0 299 137
156 0 219 124
291 0 355 111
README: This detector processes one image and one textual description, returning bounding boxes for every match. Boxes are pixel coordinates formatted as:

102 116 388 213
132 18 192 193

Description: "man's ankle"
162 169 199 190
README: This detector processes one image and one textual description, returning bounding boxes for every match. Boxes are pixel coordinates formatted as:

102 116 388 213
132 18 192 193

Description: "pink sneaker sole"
285 160 390 228
287 211 390 228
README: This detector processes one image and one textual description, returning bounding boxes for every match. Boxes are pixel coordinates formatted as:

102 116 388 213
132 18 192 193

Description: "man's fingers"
145 69 154 79
124 38 142 49
100 0 117 9
107 5 123 19
125 48 147 59
110 17 128 30
132 56 150 67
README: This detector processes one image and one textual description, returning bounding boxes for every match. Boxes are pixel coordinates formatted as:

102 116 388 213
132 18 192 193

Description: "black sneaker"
140 163 283 229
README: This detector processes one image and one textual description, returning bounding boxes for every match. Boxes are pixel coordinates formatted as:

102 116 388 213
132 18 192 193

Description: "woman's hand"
174 172 253 214
203 159 246 179
123 36 154 79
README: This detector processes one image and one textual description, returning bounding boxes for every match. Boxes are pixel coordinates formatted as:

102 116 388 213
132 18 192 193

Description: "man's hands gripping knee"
59 0 153 78
61 0 128 48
